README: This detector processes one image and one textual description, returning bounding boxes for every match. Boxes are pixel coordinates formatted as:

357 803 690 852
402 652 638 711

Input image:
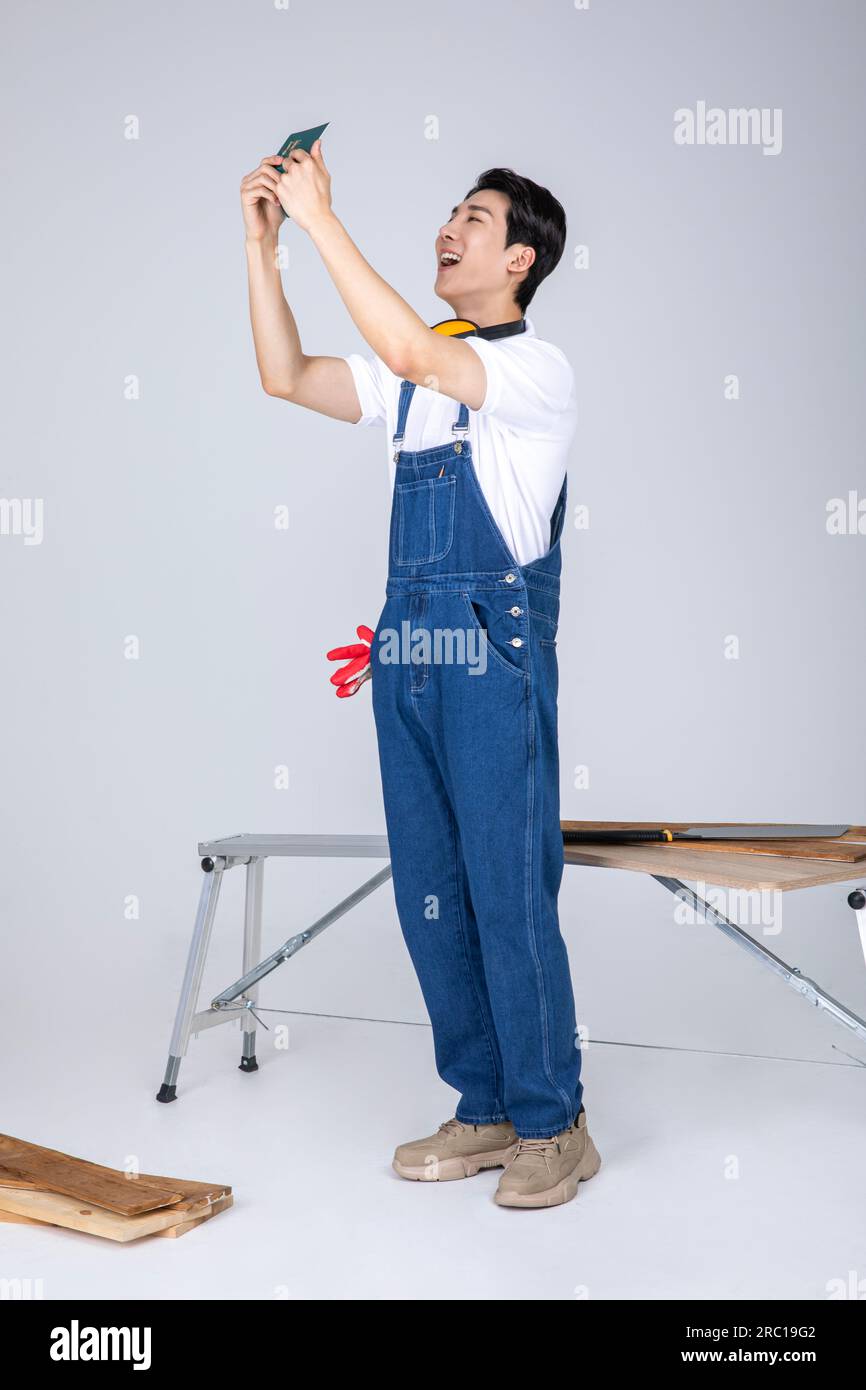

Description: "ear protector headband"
431 318 527 341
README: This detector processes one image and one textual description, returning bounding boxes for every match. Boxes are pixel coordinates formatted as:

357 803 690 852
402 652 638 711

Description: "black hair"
466 167 567 312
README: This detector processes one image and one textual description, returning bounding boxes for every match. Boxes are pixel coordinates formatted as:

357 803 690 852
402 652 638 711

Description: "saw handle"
562 829 674 844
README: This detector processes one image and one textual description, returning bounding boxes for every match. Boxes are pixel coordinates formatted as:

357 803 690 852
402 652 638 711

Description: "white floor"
2 1008 864 1301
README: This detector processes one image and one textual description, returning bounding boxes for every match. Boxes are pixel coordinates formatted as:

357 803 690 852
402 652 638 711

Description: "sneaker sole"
494 1136 602 1208
392 1143 519 1182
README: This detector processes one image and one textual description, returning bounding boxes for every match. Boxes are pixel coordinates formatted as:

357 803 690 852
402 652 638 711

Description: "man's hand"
276 139 332 233
241 156 286 241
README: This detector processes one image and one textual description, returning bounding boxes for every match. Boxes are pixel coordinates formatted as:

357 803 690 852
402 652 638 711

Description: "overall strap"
549 474 568 549
392 380 470 462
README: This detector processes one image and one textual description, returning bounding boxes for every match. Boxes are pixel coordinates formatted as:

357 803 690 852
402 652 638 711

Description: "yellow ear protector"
431 318 479 337
431 317 527 341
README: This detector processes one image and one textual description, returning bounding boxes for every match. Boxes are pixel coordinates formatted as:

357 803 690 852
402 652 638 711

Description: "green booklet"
276 121 329 167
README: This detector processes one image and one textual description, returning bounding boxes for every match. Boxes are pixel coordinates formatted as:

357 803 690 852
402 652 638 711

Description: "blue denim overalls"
370 377 583 1139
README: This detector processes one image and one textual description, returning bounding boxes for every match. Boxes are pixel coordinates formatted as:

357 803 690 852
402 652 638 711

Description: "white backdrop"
2 0 865 1114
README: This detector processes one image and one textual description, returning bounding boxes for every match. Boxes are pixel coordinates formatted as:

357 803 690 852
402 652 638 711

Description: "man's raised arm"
247 140 488 414
241 154 363 421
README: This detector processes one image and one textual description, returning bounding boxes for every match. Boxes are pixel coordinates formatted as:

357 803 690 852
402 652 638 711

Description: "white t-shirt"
343 316 577 567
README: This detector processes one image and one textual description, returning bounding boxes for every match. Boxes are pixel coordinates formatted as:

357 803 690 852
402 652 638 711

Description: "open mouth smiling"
438 250 462 269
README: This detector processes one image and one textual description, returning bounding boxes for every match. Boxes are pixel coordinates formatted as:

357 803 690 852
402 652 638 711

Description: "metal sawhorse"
157 828 866 1101
157 835 391 1102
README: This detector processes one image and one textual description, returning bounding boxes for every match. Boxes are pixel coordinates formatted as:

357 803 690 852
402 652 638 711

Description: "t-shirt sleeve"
464 336 575 437
343 352 388 428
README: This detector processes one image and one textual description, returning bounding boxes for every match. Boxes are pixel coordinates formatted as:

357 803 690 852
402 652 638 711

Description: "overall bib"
371 379 583 1139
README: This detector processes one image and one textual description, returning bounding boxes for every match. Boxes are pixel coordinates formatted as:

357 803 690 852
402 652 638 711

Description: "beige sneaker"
393 1117 519 1182
494 1109 601 1208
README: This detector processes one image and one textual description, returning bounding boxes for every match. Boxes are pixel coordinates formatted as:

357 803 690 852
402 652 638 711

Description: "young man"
242 141 600 1209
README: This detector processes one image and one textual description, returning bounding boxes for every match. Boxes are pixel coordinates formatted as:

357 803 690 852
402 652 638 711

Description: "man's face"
435 189 524 307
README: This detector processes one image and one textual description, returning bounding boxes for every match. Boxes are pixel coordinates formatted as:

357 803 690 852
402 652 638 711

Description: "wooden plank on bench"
561 822 866 863
562 837 866 891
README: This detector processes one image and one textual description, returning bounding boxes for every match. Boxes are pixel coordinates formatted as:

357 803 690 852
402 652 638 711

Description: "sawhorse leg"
848 888 866 971
654 875 866 1045
239 857 264 1074
156 853 263 1102
157 857 226 1103
156 842 391 1102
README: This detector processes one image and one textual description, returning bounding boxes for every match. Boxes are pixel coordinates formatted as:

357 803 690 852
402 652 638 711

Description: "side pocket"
461 593 529 680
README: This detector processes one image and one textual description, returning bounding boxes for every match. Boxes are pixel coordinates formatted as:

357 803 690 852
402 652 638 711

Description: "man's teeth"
440 252 462 265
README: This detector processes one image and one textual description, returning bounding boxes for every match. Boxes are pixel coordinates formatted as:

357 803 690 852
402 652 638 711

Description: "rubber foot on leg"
239 1055 259 1074
156 1083 177 1104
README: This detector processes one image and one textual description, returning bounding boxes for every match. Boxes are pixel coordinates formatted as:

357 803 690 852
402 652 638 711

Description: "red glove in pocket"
326 624 374 698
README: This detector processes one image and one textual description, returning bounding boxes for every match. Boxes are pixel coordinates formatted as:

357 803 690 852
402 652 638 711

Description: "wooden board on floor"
127 1170 231 1211
0 1137 183 1215
155 1194 233 1237
0 1207 43 1228
0 1194 234 1239
0 1163 230 1214
0 1185 224 1242
0 1137 230 1216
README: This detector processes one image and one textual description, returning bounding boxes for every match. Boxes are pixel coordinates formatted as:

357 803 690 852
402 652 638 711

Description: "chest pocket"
391 476 456 566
